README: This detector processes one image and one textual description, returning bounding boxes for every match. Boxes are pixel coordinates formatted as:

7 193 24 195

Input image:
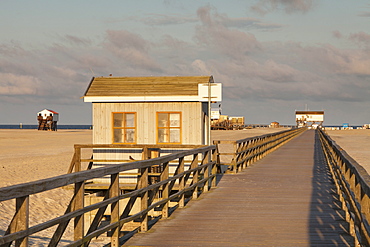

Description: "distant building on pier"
295 111 324 128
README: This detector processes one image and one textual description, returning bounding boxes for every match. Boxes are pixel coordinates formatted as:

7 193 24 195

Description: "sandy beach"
0 127 368 245
0 129 92 246
326 129 370 172
0 129 92 187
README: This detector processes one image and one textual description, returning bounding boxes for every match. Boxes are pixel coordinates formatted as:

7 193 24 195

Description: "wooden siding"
91 102 206 183
93 102 205 145
85 76 214 97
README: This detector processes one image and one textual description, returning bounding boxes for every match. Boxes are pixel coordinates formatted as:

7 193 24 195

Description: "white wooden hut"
83 76 222 183
83 76 222 146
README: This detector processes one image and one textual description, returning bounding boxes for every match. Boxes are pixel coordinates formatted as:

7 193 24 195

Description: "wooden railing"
67 144 208 174
214 127 306 173
318 128 370 246
0 145 217 246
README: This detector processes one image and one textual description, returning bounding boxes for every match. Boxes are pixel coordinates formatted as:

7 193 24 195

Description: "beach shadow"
308 131 354 246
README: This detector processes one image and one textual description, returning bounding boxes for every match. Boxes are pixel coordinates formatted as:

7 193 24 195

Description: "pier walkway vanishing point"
125 130 353 246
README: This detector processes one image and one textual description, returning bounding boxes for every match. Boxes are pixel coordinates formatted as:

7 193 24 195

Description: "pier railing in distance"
318 128 370 246
0 145 217 246
214 127 307 174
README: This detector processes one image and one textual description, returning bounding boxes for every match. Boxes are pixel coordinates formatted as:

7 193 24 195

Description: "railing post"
74 146 81 173
14 196 29 247
161 162 169 219
204 151 211 192
178 157 185 208
73 147 85 243
232 142 237 174
191 154 199 199
213 141 221 166
211 148 217 188
242 141 249 170
139 166 149 232
110 172 120 247
361 194 370 244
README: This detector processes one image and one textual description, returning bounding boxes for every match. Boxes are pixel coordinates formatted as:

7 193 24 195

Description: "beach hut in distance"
83 76 222 147
37 109 58 131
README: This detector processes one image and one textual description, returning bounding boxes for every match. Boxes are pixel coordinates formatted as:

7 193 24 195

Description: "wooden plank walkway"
124 130 354 246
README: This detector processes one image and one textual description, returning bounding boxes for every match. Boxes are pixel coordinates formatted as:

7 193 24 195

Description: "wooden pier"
124 130 353 246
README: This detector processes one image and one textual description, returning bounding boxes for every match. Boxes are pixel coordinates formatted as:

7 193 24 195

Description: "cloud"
251 0 315 15
0 41 29 57
64 35 92 46
195 6 262 59
332 30 342 39
0 73 42 96
106 14 197 27
191 59 213 75
349 32 370 47
104 30 162 72
358 10 370 17
202 11 283 31
141 14 197 26
125 11 282 32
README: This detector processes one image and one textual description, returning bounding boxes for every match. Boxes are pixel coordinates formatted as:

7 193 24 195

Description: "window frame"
156 112 182 144
112 112 137 144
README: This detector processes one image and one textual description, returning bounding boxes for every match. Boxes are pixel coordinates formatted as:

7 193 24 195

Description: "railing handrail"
214 127 306 173
73 144 207 149
213 128 298 145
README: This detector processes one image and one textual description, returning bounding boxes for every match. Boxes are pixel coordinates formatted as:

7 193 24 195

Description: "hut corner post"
73 146 85 242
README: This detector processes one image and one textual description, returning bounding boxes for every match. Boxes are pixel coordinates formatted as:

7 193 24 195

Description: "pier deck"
124 130 353 246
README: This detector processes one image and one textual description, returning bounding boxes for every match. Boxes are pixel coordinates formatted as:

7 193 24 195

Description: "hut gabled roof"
83 76 221 102
38 109 59 115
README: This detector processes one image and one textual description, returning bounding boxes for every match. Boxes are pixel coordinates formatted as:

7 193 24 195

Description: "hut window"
157 112 181 144
113 113 136 143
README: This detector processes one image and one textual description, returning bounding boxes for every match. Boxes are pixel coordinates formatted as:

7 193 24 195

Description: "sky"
1 0 370 125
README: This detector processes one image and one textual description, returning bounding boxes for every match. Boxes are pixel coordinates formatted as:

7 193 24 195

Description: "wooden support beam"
191 154 199 199
204 151 210 192
110 173 120 247
73 181 84 242
211 150 217 188
15 196 29 247
161 162 169 219
178 157 185 208
140 167 148 232
73 146 84 242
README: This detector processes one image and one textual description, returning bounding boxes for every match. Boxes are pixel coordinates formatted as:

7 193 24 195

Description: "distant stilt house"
37 109 59 131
